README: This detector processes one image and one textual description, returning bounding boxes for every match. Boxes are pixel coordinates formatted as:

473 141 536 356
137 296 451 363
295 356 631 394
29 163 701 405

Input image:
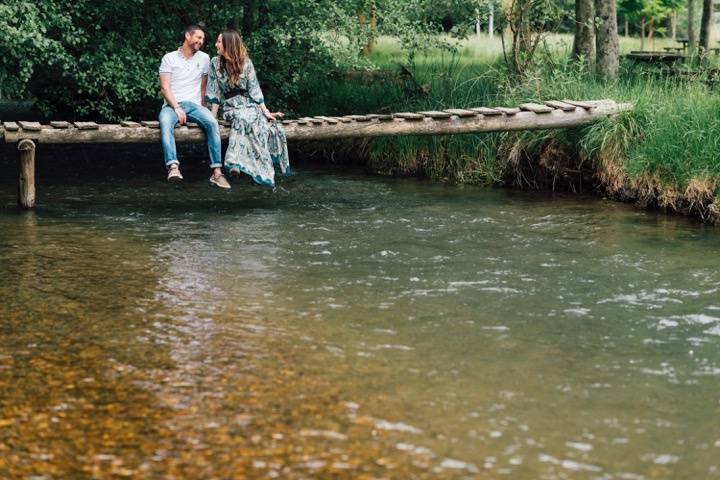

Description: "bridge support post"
17 139 36 209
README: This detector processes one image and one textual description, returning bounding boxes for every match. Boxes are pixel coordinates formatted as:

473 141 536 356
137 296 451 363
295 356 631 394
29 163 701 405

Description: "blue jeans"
159 101 222 169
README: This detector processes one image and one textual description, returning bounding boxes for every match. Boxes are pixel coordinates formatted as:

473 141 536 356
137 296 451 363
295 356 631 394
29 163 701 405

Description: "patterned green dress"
205 56 290 187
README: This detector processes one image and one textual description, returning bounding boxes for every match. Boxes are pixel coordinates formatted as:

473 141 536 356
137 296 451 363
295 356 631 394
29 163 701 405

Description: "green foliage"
0 2 77 101
0 0 376 121
619 0 685 36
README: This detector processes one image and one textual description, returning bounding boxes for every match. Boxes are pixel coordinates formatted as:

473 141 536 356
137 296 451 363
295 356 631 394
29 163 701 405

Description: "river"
1 163 719 479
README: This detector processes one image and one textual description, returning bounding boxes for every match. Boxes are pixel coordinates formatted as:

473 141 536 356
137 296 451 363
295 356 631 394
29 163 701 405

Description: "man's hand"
174 106 187 124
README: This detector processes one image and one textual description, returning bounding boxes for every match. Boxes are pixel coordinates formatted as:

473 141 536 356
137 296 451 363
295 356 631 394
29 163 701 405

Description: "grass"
295 33 720 223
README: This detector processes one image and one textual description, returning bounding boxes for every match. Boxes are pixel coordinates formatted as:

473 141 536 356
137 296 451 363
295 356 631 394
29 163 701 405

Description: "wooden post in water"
17 139 36 209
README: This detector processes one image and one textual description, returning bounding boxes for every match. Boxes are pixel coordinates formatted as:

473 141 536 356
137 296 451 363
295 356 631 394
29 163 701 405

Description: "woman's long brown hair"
219 30 248 87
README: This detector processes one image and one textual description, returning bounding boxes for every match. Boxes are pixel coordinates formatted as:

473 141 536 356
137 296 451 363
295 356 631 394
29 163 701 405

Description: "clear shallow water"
0 166 719 479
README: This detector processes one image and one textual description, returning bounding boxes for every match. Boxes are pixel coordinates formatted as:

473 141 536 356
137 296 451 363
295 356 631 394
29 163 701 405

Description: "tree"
640 0 671 41
664 0 684 40
501 0 565 75
688 0 697 54
573 0 595 68
618 0 643 45
595 0 619 80
699 0 713 51
0 0 378 120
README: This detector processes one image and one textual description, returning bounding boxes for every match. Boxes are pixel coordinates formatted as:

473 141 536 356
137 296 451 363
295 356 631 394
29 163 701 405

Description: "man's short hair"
183 24 204 38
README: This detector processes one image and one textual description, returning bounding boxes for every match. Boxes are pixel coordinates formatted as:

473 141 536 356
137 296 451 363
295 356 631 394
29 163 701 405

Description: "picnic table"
625 51 686 63
673 40 720 55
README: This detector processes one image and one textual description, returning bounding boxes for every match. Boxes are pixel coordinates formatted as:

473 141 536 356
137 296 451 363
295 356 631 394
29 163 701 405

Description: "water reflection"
0 169 719 478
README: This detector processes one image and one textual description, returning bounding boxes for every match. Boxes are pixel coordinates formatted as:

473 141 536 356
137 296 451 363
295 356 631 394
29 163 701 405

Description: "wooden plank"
74 121 99 130
544 100 576 112
418 110 452 119
120 121 141 128
141 121 160 128
298 117 323 125
50 121 70 129
363 114 393 121
316 116 339 124
345 115 371 122
280 100 633 141
444 109 479 117
562 100 597 110
4 122 19 132
519 103 554 114
18 121 42 131
494 107 521 115
469 107 502 116
394 112 425 120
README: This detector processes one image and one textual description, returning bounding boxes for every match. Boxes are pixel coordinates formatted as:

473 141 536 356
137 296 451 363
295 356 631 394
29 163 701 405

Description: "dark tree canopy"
0 0 380 120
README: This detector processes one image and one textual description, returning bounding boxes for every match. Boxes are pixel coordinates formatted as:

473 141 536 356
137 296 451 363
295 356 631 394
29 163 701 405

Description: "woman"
205 30 290 187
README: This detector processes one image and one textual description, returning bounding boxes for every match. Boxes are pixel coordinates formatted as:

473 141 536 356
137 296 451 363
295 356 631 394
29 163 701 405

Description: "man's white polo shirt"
159 49 210 106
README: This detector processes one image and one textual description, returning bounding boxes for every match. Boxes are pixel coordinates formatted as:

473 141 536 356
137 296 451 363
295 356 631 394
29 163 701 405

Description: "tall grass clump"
297 33 720 223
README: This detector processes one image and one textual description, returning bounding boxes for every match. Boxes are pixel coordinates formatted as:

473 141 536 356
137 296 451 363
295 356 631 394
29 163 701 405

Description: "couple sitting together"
159 24 289 190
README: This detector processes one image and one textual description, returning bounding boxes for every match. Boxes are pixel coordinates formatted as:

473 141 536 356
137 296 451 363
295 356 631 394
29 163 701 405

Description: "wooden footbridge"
2 99 631 208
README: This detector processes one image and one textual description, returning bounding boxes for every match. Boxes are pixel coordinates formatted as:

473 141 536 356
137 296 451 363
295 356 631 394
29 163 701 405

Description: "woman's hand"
262 109 284 122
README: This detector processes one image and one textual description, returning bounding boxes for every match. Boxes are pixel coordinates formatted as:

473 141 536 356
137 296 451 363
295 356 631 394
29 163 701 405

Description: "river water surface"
1 165 719 479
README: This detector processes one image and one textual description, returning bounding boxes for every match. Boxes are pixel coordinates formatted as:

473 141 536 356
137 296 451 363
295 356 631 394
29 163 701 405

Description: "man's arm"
160 74 187 124
201 74 208 108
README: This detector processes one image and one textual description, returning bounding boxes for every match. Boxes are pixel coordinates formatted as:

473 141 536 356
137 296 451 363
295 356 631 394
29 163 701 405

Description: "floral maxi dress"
205 56 290 187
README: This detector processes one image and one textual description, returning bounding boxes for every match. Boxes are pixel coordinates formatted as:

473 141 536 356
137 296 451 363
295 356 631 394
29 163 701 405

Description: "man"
158 24 230 189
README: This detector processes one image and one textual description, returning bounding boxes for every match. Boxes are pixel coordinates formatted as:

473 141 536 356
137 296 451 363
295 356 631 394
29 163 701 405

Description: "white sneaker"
167 165 183 182
209 172 231 189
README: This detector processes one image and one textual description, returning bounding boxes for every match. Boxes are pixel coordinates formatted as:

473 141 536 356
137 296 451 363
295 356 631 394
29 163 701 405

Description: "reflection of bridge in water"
2 99 632 209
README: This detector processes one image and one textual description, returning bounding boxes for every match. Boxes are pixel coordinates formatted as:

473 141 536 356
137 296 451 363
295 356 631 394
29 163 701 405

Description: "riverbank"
296 36 720 224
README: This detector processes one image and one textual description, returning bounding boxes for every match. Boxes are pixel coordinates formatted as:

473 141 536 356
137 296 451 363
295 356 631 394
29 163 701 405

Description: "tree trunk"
688 0 697 55
641 17 646 50
595 0 619 80
489 3 495 37
699 0 713 52
624 16 629 38
358 7 378 56
671 11 677 41
573 0 595 67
